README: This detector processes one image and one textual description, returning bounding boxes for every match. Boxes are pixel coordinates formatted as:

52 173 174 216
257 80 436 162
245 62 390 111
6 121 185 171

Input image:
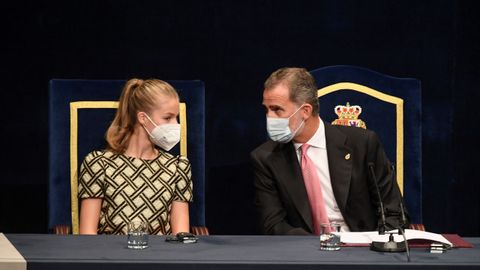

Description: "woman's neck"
123 127 158 159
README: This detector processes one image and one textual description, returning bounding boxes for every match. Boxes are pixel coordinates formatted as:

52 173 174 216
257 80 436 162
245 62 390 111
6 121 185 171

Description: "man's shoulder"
251 140 294 160
326 123 375 141
325 123 385 154
251 140 278 157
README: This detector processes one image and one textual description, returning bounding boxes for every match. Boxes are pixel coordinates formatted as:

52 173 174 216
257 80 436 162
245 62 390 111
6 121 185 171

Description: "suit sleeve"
251 151 310 235
366 131 411 230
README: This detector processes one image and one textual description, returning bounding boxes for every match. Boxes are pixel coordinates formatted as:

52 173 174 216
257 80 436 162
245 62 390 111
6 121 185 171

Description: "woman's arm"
79 198 102 234
170 201 190 234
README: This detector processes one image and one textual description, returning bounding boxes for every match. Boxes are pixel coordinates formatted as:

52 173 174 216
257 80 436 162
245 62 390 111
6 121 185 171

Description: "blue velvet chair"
48 79 207 235
310 65 423 229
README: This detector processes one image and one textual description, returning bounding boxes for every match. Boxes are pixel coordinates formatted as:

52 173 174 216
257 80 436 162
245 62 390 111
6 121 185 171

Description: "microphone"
391 164 411 262
368 162 406 253
368 162 387 235
399 201 408 228
391 164 408 229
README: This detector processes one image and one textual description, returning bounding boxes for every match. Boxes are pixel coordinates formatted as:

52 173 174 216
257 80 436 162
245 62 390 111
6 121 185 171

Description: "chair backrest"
310 65 422 224
48 79 205 234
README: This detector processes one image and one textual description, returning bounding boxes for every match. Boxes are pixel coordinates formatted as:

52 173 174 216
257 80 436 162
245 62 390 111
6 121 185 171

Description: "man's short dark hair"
264 67 319 116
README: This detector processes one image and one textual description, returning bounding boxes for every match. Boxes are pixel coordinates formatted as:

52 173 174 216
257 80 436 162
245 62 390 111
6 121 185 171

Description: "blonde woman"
78 79 192 235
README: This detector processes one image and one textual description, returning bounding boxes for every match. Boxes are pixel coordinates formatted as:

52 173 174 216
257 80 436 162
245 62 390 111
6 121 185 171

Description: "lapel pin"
345 153 351 160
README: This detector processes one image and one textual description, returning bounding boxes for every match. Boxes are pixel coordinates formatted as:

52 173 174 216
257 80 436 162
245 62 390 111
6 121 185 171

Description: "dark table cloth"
5 234 480 270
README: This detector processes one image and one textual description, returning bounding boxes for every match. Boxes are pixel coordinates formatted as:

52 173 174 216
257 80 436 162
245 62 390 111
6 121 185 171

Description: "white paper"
338 229 452 248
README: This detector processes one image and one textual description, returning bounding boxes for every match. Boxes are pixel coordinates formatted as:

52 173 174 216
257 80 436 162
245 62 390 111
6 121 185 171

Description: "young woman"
78 78 192 235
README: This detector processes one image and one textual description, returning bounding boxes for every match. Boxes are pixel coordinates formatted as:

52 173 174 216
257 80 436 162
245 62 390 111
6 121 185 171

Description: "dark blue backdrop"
1 0 479 236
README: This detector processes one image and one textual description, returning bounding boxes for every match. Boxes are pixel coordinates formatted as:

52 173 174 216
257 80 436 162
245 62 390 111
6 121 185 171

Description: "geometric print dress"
78 150 193 235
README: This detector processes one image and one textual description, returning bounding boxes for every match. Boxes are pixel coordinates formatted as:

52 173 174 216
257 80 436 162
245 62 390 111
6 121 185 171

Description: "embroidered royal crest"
332 102 367 129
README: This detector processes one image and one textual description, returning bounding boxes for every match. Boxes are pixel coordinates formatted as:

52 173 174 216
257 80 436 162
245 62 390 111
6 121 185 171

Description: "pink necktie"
300 144 330 235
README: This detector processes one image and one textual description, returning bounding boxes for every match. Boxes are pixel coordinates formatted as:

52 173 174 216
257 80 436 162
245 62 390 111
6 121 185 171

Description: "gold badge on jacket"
332 102 367 129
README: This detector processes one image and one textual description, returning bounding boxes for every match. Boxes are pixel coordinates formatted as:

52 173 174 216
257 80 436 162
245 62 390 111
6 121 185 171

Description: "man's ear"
301 104 313 118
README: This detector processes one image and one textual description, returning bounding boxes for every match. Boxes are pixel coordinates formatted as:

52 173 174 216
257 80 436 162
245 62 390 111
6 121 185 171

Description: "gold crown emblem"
332 102 367 129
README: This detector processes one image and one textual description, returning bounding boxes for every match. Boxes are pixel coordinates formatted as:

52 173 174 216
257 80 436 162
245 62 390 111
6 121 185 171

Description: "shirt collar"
294 117 326 151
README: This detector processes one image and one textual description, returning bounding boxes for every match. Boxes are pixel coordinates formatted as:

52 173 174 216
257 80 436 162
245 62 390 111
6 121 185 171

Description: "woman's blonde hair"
106 78 179 153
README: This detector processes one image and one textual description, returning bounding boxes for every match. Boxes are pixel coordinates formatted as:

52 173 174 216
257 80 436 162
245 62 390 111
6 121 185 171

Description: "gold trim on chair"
317 82 405 194
69 101 187 234
70 101 118 235
179 103 187 157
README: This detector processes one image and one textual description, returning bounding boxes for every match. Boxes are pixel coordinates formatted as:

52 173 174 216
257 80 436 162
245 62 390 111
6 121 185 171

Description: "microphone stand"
368 163 407 253
393 164 411 261
397 225 411 262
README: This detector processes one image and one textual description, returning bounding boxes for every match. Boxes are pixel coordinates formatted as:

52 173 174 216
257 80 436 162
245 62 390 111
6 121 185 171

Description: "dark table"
4 234 480 270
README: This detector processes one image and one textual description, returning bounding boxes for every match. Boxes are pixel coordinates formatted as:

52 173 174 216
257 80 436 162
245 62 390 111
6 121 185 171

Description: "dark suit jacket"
251 122 408 235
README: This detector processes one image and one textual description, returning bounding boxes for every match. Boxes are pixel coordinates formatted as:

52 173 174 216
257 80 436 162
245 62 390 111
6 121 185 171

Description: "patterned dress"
78 150 193 235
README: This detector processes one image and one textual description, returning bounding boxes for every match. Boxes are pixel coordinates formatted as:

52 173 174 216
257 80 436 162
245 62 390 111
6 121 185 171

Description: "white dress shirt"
294 118 350 232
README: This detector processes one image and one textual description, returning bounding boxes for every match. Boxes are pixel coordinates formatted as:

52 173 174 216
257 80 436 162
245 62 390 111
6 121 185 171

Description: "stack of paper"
338 229 453 248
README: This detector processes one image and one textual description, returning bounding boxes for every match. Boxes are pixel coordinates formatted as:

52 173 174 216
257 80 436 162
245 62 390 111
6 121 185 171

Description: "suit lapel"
270 143 313 233
325 123 353 213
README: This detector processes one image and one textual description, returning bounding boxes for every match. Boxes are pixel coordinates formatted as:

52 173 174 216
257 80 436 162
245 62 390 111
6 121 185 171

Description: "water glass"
319 223 341 251
127 220 148 249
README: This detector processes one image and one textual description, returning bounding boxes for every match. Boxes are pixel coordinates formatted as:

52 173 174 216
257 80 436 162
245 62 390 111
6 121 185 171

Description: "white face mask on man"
142 114 181 151
266 105 305 143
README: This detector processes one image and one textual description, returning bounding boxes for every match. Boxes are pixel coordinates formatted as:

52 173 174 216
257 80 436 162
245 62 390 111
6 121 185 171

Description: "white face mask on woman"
266 105 305 143
143 114 181 151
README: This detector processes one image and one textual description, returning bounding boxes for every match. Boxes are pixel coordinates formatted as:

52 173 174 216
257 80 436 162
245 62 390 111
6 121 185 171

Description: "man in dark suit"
251 67 408 235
